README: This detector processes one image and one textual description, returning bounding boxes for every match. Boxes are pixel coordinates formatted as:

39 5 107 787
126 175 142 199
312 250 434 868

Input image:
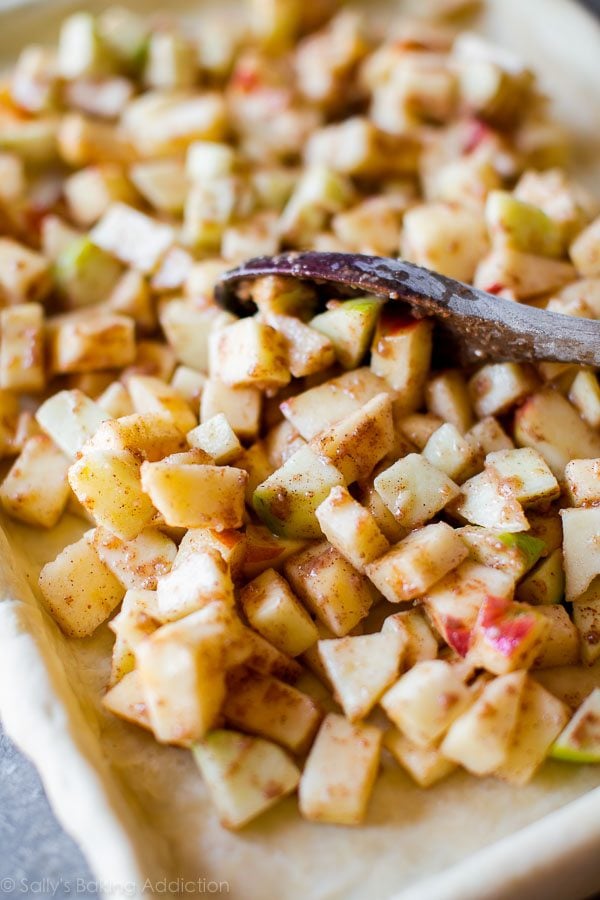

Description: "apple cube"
425 369 474 434
0 303 45 393
569 216 600 276
97 382 134 419
449 470 529 533
177 527 246 581
90 202 175 273
474 247 575 299
468 363 538 419
370 309 433 413
384 729 457 788
193 730 300 829
514 390 600 478
241 627 303 685
223 671 322 754
382 608 438 668
156 546 234 622
486 448 560 507
374 453 460 529
90 526 176 591
284 542 378 636
552 688 600 763
281 367 390 440
0 238 51 305
239 569 318 657
565 458 600 507
310 392 394 484
399 413 444 451
137 603 247 744
0 435 70 528
466 416 514 455
264 313 335 378
485 190 564 257
187 414 242 464
315 485 389 574
209 318 290 392
242 524 308 581
319 632 405 721
467 595 551 674
39 532 125 637
102 670 152 733
517 548 565 606
141 460 246 530
299 713 382 826
458 528 545 584
569 371 600 429
423 560 514 657
49 311 135 375
495 678 569 784
366 522 468 603
440 671 526 775
159 300 227 373
561 507 600 601
201 379 261 442
380 659 472 748
310 297 382 370
253 444 344 539
422 423 481 483
572 583 600 666
126 374 196 434
401 202 488 282
533 606 579 668
170 367 206 410
69 449 156 540
36 389 108 459
88 412 186 462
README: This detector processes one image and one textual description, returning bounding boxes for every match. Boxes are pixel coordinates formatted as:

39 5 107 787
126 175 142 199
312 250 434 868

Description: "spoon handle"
217 252 600 367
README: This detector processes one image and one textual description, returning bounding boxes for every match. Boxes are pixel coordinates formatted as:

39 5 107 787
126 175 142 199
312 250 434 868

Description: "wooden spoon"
215 251 600 366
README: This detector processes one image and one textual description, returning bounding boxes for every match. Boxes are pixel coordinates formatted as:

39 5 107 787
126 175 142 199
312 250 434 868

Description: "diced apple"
485 190 564 257
319 632 405 721
459 528 545 584
280 165 354 245
123 91 227 158
366 522 468 603
36 389 108 459
384 729 457 787
284 542 378 636
0 304 45 393
565 458 600 507
561 507 600 601
253 444 344 539
533 605 579 668
310 297 382 370
57 12 112 79
242 524 308 581
440 671 526 775
467 595 550 674
126 374 196 434
193 730 300 829
422 422 481 482
69 449 156 540
187 414 242 465
569 216 600 276
49 311 135 374
223 671 322 754
91 526 176 592
425 369 474 434
90 202 175 273
515 390 600 479
141 460 246 530
87 412 186 462
402 202 488 282
486 448 560 507
281 368 390 440
201 379 261 442
494 678 569 784
423 560 514 657
572 583 600 666
263 313 335 379
550 688 600 762
474 247 575 299
517 548 565 606
159 300 226 373
241 627 303 685
102 670 152 733
569 371 600 430
315 485 389 574
374 453 460 529
466 416 514 455
0 238 51 305
381 659 472 748
170 366 206 410
310 392 394 484
239 569 318 657
0 435 70 528
299 713 382 826
450 470 529 533
144 31 197 90
469 362 538 419
209 317 290 393
370 309 433 413
382 608 438 668
39 532 125 637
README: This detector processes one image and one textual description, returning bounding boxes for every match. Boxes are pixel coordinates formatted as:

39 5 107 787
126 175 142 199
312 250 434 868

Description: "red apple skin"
443 616 472 658
469 595 547 675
